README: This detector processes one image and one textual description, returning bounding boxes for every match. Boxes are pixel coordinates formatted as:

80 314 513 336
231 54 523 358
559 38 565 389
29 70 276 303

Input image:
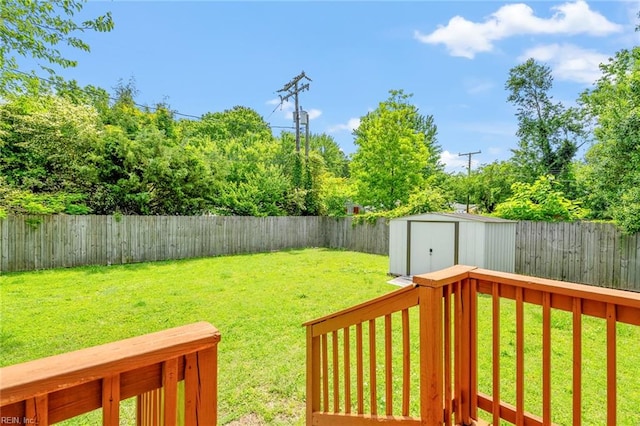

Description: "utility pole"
458 150 481 213
276 71 311 153
303 109 310 158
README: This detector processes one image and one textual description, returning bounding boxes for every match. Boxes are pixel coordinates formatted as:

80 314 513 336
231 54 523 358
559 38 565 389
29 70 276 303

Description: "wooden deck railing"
304 265 640 425
0 322 220 426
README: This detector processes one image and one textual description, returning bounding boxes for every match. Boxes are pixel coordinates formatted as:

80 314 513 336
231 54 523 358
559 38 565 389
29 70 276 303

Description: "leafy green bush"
0 185 90 215
318 175 353 217
611 187 640 235
353 185 451 224
494 175 585 221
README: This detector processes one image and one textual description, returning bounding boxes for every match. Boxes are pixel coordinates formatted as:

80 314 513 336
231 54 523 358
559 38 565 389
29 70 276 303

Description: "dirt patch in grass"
225 413 265 425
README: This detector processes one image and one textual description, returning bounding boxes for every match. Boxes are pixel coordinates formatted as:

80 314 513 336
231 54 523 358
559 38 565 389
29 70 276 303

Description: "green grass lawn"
1 249 639 425
0 249 394 425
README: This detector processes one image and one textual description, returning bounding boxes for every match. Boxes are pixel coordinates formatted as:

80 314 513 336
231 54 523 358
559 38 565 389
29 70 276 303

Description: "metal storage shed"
389 213 516 276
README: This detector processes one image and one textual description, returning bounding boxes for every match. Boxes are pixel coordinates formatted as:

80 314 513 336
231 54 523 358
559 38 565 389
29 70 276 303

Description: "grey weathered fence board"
1 216 637 290
515 221 639 290
0 215 376 273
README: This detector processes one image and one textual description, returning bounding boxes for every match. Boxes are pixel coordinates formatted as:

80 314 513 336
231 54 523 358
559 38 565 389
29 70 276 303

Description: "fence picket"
1 216 637 290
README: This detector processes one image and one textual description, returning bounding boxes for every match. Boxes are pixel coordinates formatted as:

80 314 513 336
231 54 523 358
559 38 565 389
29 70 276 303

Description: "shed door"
409 222 455 275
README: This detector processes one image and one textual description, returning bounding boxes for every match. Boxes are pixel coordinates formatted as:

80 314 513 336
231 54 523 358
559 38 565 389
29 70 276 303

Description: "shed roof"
390 212 515 223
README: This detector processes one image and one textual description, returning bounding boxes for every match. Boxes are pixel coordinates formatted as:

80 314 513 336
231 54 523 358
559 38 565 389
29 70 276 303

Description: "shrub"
494 175 585 221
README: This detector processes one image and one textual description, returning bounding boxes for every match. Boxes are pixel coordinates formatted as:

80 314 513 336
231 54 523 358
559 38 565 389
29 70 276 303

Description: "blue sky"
26 1 640 172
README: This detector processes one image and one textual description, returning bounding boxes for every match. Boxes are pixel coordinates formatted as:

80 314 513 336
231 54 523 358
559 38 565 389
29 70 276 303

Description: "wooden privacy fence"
0 215 388 273
515 221 639 290
0 322 220 425
1 215 638 289
304 265 640 425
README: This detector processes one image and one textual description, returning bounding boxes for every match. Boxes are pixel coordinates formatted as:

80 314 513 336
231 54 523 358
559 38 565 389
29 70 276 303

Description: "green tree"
466 161 517 213
494 175 585 221
55 79 111 116
351 89 441 210
285 132 348 214
308 133 349 178
91 117 230 215
506 59 585 187
579 46 640 234
0 93 101 194
274 131 343 215
103 78 145 137
352 176 452 223
188 107 293 216
317 175 353 217
219 163 290 216
1 0 114 93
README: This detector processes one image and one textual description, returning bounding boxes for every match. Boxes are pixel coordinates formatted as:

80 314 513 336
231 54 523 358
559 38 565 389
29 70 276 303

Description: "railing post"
414 265 477 426
183 347 217 425
102 374 120 425
419 285 444 425
163 358 179 426
25 395 48 426
306 325 320 426
456 277 474 425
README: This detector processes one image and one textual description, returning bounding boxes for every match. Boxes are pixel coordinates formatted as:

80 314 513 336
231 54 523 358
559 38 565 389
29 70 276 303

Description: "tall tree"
506 59 585 187
308 133 350 178
187 106 293 216
450 161 517 213
350 90 440 210
579 46 640 234
1 0 114 93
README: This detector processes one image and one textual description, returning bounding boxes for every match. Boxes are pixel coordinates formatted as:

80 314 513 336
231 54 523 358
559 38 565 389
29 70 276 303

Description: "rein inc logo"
1 418 36 425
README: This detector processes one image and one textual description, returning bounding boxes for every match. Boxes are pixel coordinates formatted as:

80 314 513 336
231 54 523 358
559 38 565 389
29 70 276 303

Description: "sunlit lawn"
0 249 393 425
1 249 638 425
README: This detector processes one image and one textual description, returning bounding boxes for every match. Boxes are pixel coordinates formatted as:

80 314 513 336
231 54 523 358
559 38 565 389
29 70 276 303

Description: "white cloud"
266 98 322 121
328 118 361 133
519 43 608 84
415 1 622 58
307 109 322 120
267 97 293 114
440 150 479 173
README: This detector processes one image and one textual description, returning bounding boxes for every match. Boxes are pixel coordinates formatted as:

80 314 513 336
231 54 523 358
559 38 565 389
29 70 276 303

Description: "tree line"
1 1 638 234
451 51 640 235
0 78 353 217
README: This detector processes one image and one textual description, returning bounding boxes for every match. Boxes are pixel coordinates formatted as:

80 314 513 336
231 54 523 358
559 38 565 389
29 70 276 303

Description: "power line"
266 100 283 120
9 69 297 132
9 69 203 119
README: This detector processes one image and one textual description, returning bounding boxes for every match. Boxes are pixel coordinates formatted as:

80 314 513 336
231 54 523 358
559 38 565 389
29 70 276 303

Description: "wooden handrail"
471 268 640 325
0 322 220 425
471 267 640 306
303 283 418 328
306 284 420 337
305 265 640 426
